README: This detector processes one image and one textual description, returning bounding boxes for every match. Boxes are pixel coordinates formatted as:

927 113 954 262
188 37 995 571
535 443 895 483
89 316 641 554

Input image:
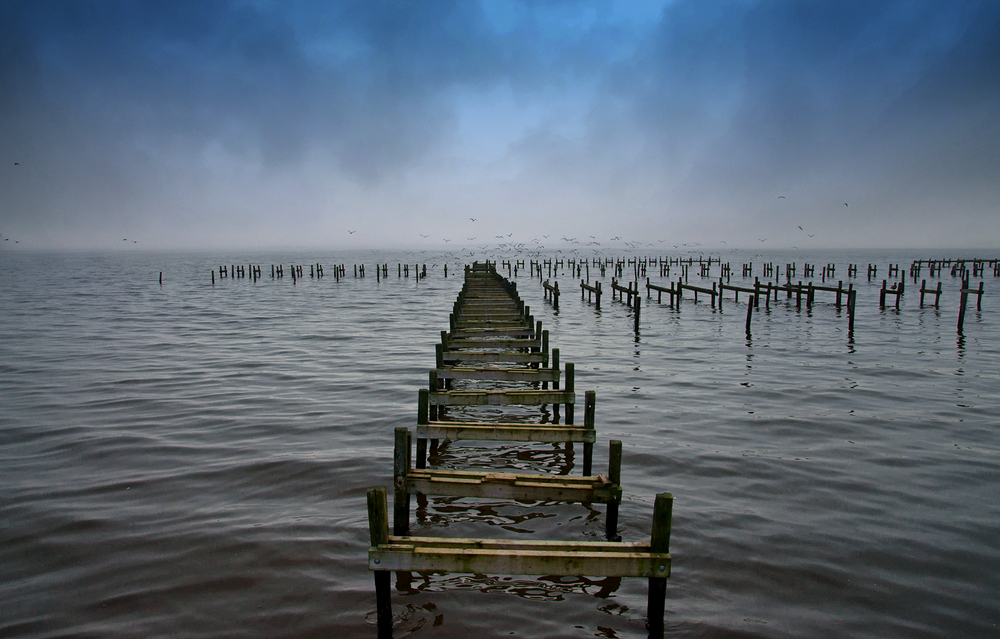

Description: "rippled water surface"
2 249 998 638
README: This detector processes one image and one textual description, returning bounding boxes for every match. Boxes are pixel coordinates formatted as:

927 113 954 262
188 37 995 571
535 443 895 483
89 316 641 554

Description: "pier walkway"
367 262 673 636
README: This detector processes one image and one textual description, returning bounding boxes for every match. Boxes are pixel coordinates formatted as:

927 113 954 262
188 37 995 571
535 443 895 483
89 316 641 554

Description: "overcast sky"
1 0 998 251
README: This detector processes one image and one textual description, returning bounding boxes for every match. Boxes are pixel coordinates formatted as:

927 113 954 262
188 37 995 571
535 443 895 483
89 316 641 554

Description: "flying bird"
419 234 429 238
758 238 767 242
798 226 803 230
778 195 785 199
844 203 849 207
469 217 477 222
348 230 356 234
14 162 19 166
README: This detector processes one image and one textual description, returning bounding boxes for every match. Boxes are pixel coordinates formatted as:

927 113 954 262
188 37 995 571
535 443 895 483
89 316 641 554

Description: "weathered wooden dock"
367 262 673 636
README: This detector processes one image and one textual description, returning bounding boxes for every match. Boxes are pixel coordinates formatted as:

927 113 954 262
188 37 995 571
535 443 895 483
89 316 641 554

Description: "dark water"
1 248 997 638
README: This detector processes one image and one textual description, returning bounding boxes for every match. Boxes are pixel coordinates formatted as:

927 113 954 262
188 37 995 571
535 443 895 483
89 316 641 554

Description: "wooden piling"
366 487 393 638
606 440 622 541
958 284 968 333
634 296 641 333
646 493 673 637
847 288 856 333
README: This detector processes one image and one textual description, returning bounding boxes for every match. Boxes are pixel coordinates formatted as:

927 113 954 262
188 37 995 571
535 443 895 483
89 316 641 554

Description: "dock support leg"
367 487 394 638
416 389 429 469
583 391 596 475
646 492 673 638
605 440 622 541
393 428 411 535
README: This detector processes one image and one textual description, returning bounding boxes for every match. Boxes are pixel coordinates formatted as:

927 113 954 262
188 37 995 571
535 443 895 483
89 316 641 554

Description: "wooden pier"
367 262 673 636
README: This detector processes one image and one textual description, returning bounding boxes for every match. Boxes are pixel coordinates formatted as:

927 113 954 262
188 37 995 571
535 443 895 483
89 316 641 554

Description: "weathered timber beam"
435 367 560 383
407 471 620 502
445 338 542 349
441 351 548 364
416 423 594 443
428 389 574 406
370 543 670 578
449 328 535 338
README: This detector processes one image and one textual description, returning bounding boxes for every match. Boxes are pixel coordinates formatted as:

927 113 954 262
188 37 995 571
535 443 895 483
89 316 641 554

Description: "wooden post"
606 440 622 541
416 389 429 469
211 271 214 285
159 272 162 285
634 296 641 333
582 390 595 476
646 492 673 637
393 428 411 535
366 487 393 638
564 363 575 424
745 295 754 336
958 275 969 333
848 288 856 333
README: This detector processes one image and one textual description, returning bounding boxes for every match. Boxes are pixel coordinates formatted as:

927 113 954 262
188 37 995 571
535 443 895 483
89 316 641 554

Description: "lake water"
1 248 997 638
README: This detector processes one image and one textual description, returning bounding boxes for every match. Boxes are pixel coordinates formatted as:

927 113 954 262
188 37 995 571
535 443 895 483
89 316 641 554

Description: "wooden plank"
441 351 548 364
417 423 594 443
435 367 560 383
445 338 542 349
452 321 534 330
449 328 535 338
370 543 670 578
429 389 574 406
407 468 620 502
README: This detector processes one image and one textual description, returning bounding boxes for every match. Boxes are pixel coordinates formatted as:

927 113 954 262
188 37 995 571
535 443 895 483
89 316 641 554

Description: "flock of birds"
338 194 841 261
3 162 845 252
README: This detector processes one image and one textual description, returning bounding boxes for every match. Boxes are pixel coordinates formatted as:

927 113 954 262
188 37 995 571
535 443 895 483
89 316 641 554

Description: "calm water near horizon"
2 247 998 638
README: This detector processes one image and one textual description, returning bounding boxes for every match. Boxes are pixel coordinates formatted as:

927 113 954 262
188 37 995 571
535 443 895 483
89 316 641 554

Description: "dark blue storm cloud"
1 0 998 249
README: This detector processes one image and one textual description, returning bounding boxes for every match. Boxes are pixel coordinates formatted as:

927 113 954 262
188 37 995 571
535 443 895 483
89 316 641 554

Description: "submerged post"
847 288 857 333
745 295 754 336
582 390 595 475
366 487 393 638
393 427 411 535
606 440 622 541
958 275 969 333
634 296 641 333
646 492 673 637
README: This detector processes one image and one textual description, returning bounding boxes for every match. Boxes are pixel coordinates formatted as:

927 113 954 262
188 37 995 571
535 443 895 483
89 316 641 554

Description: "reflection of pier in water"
395 570 623 600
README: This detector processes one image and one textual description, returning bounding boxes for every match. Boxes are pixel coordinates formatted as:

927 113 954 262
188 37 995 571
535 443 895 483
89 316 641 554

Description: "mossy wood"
370 540 669 577
427 389 574 406
417 422 595 443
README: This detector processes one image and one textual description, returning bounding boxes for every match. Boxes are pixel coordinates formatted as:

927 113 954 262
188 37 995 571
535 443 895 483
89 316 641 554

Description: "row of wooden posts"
207 256 997 287
211 262 443 284
367 262 674 637
531 257 998 288
561 271 985 335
